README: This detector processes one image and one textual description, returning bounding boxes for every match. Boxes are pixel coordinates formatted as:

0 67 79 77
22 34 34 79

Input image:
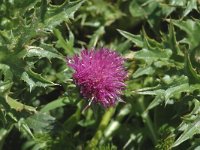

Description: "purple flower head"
67 48 127 107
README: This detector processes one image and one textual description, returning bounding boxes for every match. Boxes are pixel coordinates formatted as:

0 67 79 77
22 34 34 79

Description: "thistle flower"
67 48 127 107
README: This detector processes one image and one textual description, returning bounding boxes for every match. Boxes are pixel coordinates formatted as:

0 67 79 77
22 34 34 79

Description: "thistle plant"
0 0 200 150
68 48 127 107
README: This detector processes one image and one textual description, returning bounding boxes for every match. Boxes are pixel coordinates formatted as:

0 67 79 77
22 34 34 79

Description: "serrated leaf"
129 1 146 18
129 0 175 22
134 48 172 64
181 99 200 122
162 23 182 57
117 29 143 47
25 45 64 61
146 94 164 111
129 28 173 64
18 119 34 138
53 28 74 56
21 69 58 91
13 21 39 51
183 0 198 17
44 0 85 29
171 19 200 50
0 81 13 95
21 72 35 91
14 0 39 9
136 76 190 110
0 64 13 94
28 69 56 85
170 0 187 6
25 112 55 133
173 116 200 147
185 52 200 83
89 26 105 48
0 64 12 81
132 66 155 78
5 95 36 113
173 99 200 147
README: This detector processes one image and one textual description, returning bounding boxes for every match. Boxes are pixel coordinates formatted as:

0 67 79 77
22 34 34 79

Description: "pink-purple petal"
67 48 127 107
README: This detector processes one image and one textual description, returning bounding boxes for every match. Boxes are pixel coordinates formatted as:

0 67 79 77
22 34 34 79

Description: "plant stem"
87 107 115 149
0 129 7 150
138 98 157 145
102 104 132 143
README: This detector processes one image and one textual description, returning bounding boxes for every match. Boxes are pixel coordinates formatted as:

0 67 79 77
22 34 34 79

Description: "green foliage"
1 0 200 149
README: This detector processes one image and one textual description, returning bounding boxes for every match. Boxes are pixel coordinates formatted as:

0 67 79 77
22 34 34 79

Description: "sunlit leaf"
40 97 70 113
117 29 143 47
44 0 85 29
183 0 198 17
25 45 64 61
132 66 155 78
5 95 36 113
134 48 172 64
